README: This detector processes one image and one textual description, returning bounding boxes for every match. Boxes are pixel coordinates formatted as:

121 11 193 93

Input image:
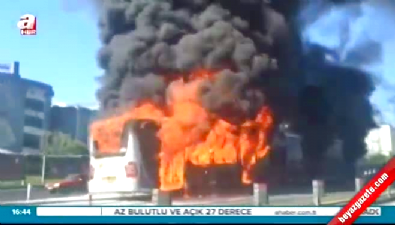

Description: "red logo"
17 14 36 35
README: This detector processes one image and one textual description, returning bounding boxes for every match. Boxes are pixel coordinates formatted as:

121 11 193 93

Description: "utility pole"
40 132 47 184
41 154 46 184
75 106 80 141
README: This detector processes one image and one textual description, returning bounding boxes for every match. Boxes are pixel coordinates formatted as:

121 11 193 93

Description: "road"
2 184 393 206
0 187 85 203
34 193 395 206
0 183 355 205
0 176 362 203
0 183 351 204
2 190 358 206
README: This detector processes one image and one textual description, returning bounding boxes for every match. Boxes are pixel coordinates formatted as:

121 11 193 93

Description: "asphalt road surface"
0 179 358 203
12 190 357 206
0 187 86 203
0 183 358 205
3 183 392 206
35 192 395 206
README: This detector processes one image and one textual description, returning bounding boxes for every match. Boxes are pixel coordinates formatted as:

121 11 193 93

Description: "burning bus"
88 77 274 196
88 119 161 194
87 0 377 196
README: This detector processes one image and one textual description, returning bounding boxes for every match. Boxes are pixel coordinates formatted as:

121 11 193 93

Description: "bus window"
90 138 126 158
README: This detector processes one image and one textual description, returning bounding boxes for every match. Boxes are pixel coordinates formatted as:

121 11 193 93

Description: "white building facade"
365 124 394 157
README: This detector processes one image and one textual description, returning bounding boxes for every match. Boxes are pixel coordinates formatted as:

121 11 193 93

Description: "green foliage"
365 153 391 166
43 132 88 156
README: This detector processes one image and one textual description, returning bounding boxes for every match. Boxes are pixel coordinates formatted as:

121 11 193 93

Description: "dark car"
45 174 88 194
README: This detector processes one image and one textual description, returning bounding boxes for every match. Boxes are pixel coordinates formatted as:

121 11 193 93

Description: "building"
281 125 395 163
0 61 54 154
50 105 97 144
365 124 395 157
281 132 344 165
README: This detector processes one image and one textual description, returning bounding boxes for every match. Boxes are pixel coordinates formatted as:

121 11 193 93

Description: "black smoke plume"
95 0 376 179
299 43 376 178
96 0 290 118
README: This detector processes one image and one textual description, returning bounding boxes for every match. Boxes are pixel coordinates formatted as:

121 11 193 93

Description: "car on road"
45 174 88 194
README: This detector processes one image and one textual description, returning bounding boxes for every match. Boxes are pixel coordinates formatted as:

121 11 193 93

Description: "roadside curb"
374 196 395 204
1 193 152 206
322 195 395 206
0 187 26 191
322 197 354 205
0 185 45 191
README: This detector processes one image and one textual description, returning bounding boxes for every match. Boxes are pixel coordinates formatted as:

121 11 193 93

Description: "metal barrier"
312 180 324 206
253 183 268 206
26 183 31 202
152 189 172 206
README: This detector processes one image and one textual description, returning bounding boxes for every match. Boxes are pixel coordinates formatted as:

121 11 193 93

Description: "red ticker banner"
328 157 395 225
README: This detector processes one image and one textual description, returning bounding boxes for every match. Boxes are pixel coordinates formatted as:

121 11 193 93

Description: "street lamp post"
40 132 48 184
41 154 46 184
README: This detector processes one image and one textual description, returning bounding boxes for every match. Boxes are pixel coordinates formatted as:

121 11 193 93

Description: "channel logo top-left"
17 14 36 35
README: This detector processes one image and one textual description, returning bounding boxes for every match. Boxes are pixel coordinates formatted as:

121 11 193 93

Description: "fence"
0 153 89 181
25 155 89 179
0 153 24 180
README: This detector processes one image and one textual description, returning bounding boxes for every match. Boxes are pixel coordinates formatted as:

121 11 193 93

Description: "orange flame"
91 70 274 191
91 102 165 153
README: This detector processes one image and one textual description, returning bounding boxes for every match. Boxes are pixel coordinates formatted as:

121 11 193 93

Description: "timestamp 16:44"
12 208 31 216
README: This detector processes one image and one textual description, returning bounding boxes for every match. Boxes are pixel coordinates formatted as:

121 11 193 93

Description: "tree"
43 132 89 156
365 153 390 166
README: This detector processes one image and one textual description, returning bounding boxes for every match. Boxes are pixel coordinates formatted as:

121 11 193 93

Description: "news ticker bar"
35 206 380 216
2 206 395 224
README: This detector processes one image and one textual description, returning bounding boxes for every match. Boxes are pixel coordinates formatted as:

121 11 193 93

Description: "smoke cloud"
94 0 385 179
298 0 395 177
300 0 395 124
96 0 286 120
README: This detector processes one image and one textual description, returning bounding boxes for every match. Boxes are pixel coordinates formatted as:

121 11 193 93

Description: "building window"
24 115 43 128
25 99 44 112
23 133 41 149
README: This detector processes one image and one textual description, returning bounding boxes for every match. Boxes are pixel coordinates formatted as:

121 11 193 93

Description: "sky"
0 0 393 124
0 0 101 108
301 0 395 125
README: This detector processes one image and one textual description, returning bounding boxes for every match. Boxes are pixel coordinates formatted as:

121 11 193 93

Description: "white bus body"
88 121 158 194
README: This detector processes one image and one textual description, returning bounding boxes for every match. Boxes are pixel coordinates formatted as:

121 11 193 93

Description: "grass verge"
0 176 62 190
